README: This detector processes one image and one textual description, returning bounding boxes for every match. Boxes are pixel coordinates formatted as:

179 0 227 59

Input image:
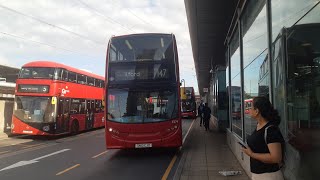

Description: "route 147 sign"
203 88 208 93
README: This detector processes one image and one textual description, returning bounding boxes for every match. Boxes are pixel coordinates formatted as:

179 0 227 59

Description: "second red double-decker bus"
181 87 197 118
11 61 105 136
105 33 182 149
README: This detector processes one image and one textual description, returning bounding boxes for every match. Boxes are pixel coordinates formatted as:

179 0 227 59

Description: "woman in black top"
242 96 284 180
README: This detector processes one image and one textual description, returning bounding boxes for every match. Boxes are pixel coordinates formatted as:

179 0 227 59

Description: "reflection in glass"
243 50 268 139
109 34 174 62
13 96 56 123
271 0 320 40
19 67 55 79
230 48 242 138
242 3 267 68
108 88 178 123
241 1 269 140
297 4 320 25
286 23 320 179
108 34 176 83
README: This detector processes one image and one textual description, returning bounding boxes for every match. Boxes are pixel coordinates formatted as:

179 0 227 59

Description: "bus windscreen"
109 34 174 62
108 88 178 123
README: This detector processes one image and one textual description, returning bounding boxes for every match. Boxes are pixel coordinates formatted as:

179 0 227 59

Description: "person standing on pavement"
203 103 211 131
241 96 284 180
198 102 204 126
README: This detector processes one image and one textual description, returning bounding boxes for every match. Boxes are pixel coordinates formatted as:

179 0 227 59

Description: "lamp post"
180 79 185 89
180 79 186 99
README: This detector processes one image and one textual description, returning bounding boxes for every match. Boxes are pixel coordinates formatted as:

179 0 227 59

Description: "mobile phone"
238 142 247 149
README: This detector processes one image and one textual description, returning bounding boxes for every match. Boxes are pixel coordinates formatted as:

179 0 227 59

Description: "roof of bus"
181 87 194 90
22 61 105 80
110 33 174 39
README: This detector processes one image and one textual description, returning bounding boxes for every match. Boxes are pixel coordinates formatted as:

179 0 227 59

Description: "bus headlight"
43 125 50 132
11 123 15 130
109 128 113 132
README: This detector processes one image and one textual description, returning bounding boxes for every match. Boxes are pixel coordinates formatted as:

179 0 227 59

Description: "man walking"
198 102 204 126
203 103 211 131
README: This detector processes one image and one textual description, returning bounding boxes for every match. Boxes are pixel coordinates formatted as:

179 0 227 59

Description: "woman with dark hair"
241 96 284 180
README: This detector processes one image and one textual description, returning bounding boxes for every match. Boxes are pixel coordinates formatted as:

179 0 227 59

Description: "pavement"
0 132 9 140
0 132 32 147
173 117 251 180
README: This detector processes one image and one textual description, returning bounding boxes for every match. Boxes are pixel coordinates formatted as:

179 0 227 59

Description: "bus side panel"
93 112 104 128
161 126 182 147
70 114 86 131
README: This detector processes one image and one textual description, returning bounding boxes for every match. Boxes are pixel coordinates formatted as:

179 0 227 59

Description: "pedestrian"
198 102 204 126
203 103 211 131
241 96 284 180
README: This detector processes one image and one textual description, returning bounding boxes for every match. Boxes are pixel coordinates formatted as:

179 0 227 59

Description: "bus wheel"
71 120 79 135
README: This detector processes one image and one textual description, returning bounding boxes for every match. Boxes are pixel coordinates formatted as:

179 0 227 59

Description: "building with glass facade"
185 0 320 179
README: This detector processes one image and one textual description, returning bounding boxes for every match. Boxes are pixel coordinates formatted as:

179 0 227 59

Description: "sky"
0 0 198 93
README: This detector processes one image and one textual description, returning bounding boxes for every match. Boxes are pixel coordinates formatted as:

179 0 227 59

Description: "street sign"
203 88 208 93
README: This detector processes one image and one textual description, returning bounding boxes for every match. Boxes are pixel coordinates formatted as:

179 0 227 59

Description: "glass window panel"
68 71 76 82
271 0 320 41
244 50 268 139
296 4 320 25
242 2 268 140
242 5 268 67
70 99 81 114
87 77 94 86
77 74 86 84
61 69 68 81
108 88 178 123
286 22 320 179
19 67 55 79
230 47 242 138
109 34 173 62
13 96 55 123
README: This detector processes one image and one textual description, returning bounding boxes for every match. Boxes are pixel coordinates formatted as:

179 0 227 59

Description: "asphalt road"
0 118 194 180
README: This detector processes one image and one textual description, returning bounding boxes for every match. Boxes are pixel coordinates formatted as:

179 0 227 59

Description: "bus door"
85 100 94 129
57 98 70 133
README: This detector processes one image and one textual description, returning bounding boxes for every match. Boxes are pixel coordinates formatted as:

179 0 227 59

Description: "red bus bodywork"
105 33 182 149
11 61 105 136
244 99 253 115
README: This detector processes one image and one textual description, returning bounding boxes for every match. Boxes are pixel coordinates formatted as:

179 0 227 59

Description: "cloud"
0 55 13 66
0 0 196 89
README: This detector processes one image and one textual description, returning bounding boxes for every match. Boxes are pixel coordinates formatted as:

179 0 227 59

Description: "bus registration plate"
135 143 152 148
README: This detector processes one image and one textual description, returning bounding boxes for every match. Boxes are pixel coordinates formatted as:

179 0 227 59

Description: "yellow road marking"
92 150 108 159
161 155 177 180
0 151 9 155
56 164 80 176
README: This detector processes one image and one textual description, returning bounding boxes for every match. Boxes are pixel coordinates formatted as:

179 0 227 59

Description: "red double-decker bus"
11 61 105 136
181 87 197 119
105 33 182 149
